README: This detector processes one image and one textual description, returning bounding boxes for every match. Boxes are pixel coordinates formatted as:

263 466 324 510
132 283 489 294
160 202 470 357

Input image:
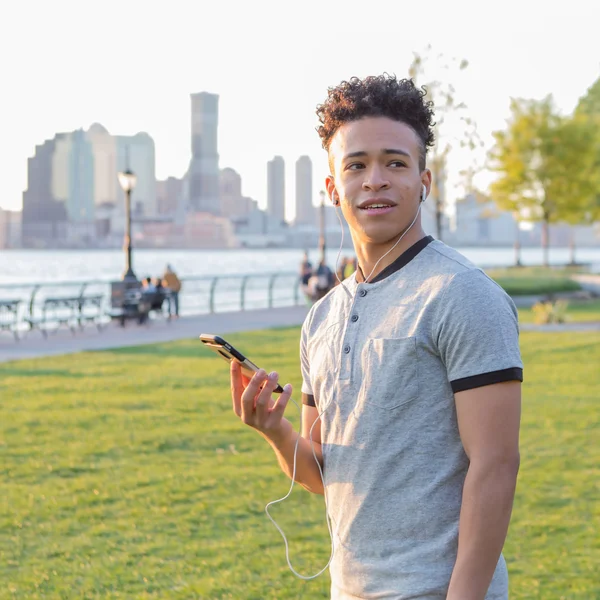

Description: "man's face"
328 116 429 245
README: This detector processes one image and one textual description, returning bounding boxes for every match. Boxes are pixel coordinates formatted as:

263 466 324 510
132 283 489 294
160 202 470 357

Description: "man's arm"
446 381 521 600
262 399 324 495
230 362 324 495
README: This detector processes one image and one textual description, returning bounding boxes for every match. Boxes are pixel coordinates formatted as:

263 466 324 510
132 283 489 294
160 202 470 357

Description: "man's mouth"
358 200 396 214
362 204 391 210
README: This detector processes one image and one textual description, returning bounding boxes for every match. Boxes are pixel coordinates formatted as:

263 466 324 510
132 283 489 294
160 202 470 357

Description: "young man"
230 75 522 599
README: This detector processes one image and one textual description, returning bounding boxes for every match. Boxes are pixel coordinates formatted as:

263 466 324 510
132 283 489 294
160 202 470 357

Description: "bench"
25 295 105 337
108 281 171 326
0 299 21 340
138 289 172 323
78 295 105 330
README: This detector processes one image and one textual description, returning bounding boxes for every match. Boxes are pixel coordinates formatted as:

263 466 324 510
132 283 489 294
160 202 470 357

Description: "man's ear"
421 168 432 199
325 176 338 206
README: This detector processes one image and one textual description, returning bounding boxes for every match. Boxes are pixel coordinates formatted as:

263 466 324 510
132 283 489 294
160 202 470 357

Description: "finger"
271 383 292 419
230 361 243 417
241 369 267 419
256 372 279 420
261 373 280 411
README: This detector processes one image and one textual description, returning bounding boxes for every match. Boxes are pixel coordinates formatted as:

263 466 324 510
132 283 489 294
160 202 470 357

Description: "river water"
1 246 599 285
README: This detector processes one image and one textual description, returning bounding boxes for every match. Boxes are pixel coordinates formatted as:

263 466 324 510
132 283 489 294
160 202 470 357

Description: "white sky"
1 0 599 219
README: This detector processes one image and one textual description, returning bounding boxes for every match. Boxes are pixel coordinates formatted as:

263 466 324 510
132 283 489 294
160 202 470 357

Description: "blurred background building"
294 155 315 227
267 155 285 225
188 92 220 215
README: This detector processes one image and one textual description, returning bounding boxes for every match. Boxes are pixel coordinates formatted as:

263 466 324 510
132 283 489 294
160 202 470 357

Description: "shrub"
531 300 569 324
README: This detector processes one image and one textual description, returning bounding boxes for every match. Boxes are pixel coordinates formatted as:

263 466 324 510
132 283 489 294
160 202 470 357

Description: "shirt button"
359 289 367 297
343 345 351 354
351 314 359 322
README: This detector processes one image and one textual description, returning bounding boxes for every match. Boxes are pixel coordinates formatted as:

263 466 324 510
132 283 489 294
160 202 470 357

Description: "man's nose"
362 165 390 191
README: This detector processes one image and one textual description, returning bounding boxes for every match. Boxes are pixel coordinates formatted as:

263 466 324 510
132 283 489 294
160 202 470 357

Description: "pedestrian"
141 276 156 292
162 264 182 318
299 251 313 303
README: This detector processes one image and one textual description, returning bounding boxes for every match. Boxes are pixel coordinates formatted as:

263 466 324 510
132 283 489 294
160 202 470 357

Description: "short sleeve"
434 270 524 393
300 317 314 396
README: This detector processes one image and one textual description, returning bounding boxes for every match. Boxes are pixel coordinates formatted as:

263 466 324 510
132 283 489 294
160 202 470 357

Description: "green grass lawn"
486 267 584 296
1 328 599 599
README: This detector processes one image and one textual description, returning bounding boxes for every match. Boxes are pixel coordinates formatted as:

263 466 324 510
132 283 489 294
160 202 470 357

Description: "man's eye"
389 161 406 168
347 163 364 170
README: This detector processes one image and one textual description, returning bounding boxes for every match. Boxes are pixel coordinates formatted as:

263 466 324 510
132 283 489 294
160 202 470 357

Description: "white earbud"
331 191 339 206
421 184 427 203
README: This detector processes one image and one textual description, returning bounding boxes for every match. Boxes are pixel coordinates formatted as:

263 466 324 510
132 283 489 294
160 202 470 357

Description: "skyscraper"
52 129 95 223
267 156 285 223
189 92 220 214
86 123 118 207
115 132 157 217
22 136 68 246
85 124 157 216
295 155 314 226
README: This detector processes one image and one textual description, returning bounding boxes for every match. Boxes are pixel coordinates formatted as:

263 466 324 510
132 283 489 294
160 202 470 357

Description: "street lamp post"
319 190 326 264
118 169 137 281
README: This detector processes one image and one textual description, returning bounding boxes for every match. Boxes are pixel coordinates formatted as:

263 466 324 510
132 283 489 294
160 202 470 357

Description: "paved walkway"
571 273 600 295
520 321 600 332
2 304 598 364
0 306 310 364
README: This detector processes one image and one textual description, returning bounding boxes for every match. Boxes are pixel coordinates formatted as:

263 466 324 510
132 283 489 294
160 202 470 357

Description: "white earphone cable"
263 185 427 579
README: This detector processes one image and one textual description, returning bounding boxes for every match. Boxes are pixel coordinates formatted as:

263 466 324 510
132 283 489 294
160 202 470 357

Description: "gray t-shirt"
300 237 523 600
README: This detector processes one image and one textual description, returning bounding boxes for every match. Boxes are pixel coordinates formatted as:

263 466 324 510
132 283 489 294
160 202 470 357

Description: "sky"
1 0 599 219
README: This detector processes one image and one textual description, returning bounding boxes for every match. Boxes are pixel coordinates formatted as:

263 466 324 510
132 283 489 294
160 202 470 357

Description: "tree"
575 77 600 119
409 46 483 241
489 96 598 266
551 114 599 264
575 76 600 223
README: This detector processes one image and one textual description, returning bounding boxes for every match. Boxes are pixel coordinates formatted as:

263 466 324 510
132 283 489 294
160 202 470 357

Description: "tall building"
22 136 68 246
86 123 118 207
86 124 157 216
52 129 95 223
116 132 157 217
189 92 220 214
219 168 253 219
295 155 314 226
267 156 285 223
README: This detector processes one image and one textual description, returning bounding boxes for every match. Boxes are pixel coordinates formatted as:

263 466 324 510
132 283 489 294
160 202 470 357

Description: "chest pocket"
359 337 419 410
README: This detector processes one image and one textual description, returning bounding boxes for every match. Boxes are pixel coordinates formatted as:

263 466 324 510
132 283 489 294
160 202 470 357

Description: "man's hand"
229 361 324 494
230 361 293 440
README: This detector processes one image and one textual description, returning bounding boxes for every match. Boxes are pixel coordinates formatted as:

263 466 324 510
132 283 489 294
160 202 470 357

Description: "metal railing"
0 271 305 336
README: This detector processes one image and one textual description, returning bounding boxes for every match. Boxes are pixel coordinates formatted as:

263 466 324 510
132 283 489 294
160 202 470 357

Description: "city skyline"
19 112 322 221
1 0 599 221
14 88 340 249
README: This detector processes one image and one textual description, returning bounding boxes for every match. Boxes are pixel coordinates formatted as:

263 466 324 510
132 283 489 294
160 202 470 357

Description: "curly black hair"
316 74 435 171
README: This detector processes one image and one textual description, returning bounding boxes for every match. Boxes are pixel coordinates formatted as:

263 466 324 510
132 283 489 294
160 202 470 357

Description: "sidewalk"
0 306 310 364
520 321 600 332
3 304 597 364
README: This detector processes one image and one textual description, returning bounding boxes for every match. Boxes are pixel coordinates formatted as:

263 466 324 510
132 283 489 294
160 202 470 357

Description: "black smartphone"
199 333 284 394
